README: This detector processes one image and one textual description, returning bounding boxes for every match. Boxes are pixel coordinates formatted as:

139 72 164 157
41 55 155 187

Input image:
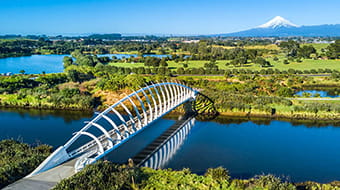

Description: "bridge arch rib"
28 82 198 176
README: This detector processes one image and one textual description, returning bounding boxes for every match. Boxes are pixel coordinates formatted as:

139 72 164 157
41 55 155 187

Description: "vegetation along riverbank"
2 141 340 190
0 140 52 188
1 71 339 120
52 160 340 190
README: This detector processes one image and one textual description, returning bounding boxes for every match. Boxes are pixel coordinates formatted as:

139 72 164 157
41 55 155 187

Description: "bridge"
4 82 198 190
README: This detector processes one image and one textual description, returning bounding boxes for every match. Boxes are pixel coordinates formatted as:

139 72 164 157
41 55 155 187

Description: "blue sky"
1 0 340 35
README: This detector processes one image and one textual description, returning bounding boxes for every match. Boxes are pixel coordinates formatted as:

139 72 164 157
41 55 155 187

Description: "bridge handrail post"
139 87 154 122
132 91 148 126
151 82 163 115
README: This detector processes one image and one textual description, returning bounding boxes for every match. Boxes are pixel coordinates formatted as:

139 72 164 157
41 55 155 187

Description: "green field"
302 43 329 54
109 58 340 71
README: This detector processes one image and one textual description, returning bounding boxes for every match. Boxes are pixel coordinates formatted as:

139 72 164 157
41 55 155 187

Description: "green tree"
276 87 294 97
63 56 73 68
279 40 300 57
255 57 271 67
326 40 340 59
298 45 316 58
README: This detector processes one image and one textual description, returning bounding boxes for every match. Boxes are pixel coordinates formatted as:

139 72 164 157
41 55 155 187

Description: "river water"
0 54 169 74
1 108 340 183
296 90 340 98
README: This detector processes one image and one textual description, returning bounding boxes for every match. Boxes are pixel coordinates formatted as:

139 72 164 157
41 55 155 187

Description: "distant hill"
87 33 122 40
215 16 340 37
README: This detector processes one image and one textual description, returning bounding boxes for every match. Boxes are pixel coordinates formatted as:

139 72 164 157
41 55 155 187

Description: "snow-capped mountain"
258 16 299 29
215 16 340 37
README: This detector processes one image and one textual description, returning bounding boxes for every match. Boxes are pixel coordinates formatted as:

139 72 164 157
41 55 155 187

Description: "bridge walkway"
3 159 77 190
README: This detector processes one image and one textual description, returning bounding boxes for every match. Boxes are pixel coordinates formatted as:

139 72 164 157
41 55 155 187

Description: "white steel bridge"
28 81 198 177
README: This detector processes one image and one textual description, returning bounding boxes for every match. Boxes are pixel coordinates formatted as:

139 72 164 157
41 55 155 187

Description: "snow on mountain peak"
258 16 299 29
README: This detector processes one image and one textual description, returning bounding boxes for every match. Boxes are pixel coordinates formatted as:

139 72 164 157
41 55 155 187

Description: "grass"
212 44 280 50
266 57 340 71
302 43 330 54
109 57 340 72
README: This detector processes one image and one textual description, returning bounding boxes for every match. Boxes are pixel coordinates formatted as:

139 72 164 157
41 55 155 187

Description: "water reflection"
0 108 93 147
163 117 340 183
141 118 195 169
0 107 93 123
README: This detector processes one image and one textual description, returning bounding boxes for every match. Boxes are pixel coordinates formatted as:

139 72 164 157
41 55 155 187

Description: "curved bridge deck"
3 159 76 190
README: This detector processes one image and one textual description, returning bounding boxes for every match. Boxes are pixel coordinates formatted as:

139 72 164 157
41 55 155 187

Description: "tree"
144 57 161 67
19 70 25 74
231 56 247 67
177 67 185 75
63 56 73 68
326 40 340 59
183 63 188 68
77 55 97 67
279 40 300 57
71 49 83 59
204 60 218 70
247 49 258 62
160 58 168 67
298 45 316 58
276 87 294 97
67 70 81 82
255 57 271 67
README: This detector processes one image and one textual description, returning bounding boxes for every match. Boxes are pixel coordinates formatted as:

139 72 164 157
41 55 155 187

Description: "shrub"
0 140 52 188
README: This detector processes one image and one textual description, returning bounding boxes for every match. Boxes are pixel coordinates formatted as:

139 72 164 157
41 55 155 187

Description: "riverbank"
219 111 340 122
168 104 340 125
1 94 339 124
52 160 340 190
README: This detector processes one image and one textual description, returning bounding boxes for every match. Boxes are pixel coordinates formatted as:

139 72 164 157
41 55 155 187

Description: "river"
1 108 340 183
296 90 340 98
0 54 169 74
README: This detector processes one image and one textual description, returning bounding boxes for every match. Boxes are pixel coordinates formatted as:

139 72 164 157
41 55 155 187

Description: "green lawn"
109 58 340 72
302 43 329 54
266 57 340 71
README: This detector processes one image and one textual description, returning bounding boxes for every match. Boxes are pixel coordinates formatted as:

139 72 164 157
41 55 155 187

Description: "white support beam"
87 122 114 148
110 107 130 135
132 91 148 126
101 114 123 140
127 96 143 129
139 87 153 122
77 131 104 154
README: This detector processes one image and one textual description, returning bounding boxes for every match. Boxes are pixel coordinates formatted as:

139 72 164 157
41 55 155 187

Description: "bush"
0 140 52 188
283 60 290 64
53 161 145 190
204 167 230 182
249 174 296 190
